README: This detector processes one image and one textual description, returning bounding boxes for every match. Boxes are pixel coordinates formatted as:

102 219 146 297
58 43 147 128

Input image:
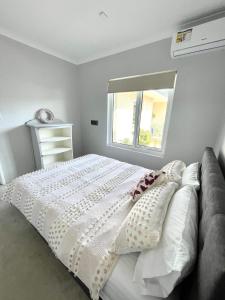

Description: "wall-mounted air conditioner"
171 16 225 58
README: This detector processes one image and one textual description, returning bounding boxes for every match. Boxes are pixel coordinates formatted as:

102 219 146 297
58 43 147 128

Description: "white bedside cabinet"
26 120 73 170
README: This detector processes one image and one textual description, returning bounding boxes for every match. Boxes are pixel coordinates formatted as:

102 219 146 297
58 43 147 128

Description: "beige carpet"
0 200 90 300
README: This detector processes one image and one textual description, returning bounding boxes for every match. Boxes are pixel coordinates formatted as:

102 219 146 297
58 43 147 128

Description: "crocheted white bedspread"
2 154 148 299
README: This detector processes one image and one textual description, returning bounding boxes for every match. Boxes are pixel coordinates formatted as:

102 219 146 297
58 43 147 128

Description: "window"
107 71 177 157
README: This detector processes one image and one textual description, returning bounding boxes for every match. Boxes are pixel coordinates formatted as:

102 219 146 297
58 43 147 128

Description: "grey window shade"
108 70 177 93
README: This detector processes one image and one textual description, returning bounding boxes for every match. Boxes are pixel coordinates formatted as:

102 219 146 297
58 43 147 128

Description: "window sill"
106 143 165 158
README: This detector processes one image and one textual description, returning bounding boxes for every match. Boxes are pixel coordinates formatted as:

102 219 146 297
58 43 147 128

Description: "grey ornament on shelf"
35 108 55 124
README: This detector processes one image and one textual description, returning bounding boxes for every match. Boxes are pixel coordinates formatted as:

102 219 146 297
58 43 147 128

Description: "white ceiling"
0 0 224 65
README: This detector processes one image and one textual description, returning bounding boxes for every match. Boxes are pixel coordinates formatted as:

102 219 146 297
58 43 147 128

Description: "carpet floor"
0 200 89 300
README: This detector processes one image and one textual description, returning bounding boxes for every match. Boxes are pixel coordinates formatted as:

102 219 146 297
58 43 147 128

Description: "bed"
2 147 225 300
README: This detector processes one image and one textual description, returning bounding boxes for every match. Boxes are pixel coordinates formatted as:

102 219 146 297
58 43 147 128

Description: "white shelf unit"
26 120 73 170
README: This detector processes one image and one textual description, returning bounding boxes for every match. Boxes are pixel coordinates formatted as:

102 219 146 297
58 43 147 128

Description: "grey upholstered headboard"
181 147 225 300
215 118 225 178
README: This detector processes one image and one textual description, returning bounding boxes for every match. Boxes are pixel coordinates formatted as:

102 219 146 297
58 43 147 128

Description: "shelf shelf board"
25 119 73 128
41 147 72 156
40 137 71 143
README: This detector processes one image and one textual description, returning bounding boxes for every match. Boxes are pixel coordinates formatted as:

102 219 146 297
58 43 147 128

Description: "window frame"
107 89 175 158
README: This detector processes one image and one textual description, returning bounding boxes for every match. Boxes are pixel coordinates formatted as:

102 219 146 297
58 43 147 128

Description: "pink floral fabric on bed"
130 170 165 202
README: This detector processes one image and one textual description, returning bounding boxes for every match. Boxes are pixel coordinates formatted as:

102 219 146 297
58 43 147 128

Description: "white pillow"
111 182 178 255
161 160 186 184
133 185 198 298
182 162 200 190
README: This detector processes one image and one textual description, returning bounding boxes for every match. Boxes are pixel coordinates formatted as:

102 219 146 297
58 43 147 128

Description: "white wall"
0 35 81 183
78 38 225 170
1 34 225 183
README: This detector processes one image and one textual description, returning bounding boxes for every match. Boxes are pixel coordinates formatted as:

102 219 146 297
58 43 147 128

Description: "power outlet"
91 120 98 126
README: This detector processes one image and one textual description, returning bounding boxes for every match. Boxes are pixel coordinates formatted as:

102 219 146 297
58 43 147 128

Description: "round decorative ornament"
35 109 55 124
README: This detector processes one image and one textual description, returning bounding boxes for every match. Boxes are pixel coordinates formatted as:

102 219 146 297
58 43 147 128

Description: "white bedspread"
2 154 148 300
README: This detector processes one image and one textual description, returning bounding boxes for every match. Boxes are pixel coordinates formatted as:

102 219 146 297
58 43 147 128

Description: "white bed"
2 154 179 300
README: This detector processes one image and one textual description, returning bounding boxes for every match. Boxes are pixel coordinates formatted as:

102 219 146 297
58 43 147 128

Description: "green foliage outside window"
139 129 152 145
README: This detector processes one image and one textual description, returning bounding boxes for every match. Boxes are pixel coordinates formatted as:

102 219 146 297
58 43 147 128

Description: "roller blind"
108 70 177 93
